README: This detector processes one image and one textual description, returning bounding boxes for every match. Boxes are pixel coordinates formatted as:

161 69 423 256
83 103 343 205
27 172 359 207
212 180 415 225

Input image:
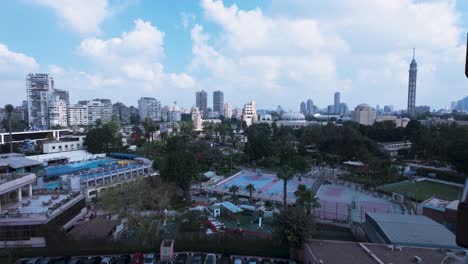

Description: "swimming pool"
43 181 60 190
45 158 116 177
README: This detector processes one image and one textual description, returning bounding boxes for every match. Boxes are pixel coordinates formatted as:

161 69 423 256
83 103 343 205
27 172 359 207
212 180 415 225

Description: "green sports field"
378 180 463 202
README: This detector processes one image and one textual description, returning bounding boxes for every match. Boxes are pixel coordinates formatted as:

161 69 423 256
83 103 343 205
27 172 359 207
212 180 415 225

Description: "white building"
242 100 257 127
379 141 412 156
278 112 308 128
49 97 68 127
191 107 203 131
375 116 411 128
351 104 377 126
87 101 103 125
138 97 161 121
223 103 232 119
43 135 85 153
67 105 88 126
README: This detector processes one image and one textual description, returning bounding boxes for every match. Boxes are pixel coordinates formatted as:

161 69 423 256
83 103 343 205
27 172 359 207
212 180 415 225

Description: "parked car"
143 253 159 264
191 254 203 264
68 257 87 264
174 254 187 264
130 253 144 264
114 255 131 264
86 257 103 264
233 258 243 264
100 257 117 264
204 254 216 264
247 259 257 264
218 254 230 264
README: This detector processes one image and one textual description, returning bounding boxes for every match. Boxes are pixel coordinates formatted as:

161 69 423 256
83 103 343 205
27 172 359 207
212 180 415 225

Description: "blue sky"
0 0 467 111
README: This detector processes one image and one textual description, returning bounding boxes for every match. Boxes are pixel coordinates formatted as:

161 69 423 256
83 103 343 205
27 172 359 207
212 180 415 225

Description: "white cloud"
32 0 109 35
190 0 350 109
0 44 39 105
180 12 196 29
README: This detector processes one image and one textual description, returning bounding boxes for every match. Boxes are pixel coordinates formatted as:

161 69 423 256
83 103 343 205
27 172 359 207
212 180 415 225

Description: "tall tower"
213 90 224 114
334 92 340 114
196 90 208 117
407 49 417 116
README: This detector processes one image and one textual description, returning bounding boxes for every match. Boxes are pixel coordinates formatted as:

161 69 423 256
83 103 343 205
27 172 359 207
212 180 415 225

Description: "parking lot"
15 252 290 264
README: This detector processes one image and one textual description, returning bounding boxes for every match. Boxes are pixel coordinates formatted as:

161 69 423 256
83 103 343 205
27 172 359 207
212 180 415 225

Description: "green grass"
378 180 462 201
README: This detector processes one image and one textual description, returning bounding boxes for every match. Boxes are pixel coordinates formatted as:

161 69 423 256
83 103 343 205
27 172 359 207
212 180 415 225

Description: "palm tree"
229 185 239 203
277 166 294 209
4 104 14 153
245 184 256 204
294 184 320 215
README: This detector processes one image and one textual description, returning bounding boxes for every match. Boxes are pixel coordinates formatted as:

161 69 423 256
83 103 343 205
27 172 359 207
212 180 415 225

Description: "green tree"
229 185 239 203
4 104 14 153
130 113 140 125
294 184 320 215
277 166 294 209
160 150 197 194
244 123 273 162
273 207 316 252
245 183 256 204
84 121 122 154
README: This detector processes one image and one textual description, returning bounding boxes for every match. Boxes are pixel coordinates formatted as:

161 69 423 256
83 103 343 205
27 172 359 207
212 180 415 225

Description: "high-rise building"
113 102 131 125
334 92 340 114
67 104 88 126
138 97 161 121
94 99 112 123
53 89 69 105
407 49 418 116
306 99 314 115
26 73 54 128
196 90 208 117
49 97 68 127
191 107 203 131
86 100 103 125
383 105 394 114
339 103 349 114
223 103 232 118
300 102 307 115
213 91 224 115
242 100 257 127
415 105 431 115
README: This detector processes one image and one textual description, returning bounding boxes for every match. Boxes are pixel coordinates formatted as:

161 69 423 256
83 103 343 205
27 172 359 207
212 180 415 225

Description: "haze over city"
1 0 468 110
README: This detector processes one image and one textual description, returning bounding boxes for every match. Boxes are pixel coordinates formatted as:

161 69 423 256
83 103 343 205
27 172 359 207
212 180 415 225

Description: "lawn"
378 180 463 202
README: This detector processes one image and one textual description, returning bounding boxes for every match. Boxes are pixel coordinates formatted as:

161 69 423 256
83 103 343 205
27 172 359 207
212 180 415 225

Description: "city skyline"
1 1 468 110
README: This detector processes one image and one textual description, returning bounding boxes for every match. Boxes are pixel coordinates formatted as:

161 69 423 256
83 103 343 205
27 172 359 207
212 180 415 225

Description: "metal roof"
366 213 458 249
0 154 41 169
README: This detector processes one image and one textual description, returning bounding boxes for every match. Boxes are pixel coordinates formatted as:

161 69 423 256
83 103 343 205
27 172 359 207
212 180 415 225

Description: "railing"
0 173 31 184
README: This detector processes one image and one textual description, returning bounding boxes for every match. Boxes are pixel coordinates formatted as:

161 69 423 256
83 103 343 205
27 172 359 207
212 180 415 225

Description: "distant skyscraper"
138 97 161 121
223 103 232 118
26 73 54 128
383 105 394 114
242 100 257 127
196 90 208 117
407 49 418 116
334 92 340 114
300 102 306 115
213 91 224 114
306 99 314 115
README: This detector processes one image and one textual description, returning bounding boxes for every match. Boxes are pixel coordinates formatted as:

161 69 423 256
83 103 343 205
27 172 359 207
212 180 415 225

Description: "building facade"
242 100 257 127
138 97 161 121
351 103 377 126
26 73 54 129
223 103 232 118
300 102 307 115
67 105 88 126
49 98 68 127
191 107 203 131
213 91 224 115
334 92 340 114
196 90 208 117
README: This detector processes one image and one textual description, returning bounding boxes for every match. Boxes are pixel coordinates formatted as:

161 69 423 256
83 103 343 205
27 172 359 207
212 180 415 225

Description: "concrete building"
306 99 314 115
0 130 71 146
278 112 308 128
26 73 54 129
352 104 376 126
383 105 394 114
52 89 69 105
94 99 112 123
213 91 223 115
415 105 431 115
334 92 340 114
42 135 85 154
407 49 418 116
167 111 181 123
242 100 257 127
86 101 103 125
112 102 131 125
138 97 161 121
421 198 458 232
300 102 306 115
191 107 203 131
196 90 208 117
67 105 88 127
378 141 412 156
223 103 232 119
48 97 68 128
375 116 410 128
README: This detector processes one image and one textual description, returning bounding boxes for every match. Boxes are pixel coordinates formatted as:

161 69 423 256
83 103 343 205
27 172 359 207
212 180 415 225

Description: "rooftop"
0 153 41 169
366 213 458 248
305 240 464 264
